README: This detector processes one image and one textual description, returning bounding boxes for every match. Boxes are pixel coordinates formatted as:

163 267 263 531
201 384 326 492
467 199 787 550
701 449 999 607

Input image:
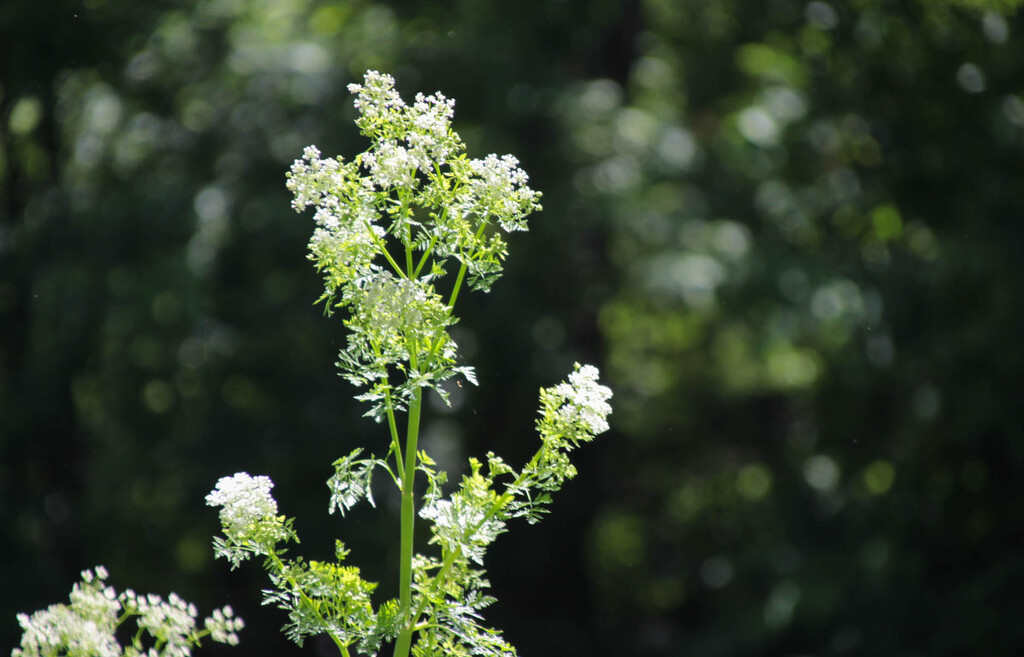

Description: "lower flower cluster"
13 567 242 657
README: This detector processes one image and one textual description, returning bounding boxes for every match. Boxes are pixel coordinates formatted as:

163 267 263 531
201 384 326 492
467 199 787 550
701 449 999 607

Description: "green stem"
364 218 406 278
401 190 414 275
412 232 438 279
332 636 352 657
405 222 414 275
393 385 423 657
384 386 404 478
448 259 469 310
412 206 446 279
447 218 489 309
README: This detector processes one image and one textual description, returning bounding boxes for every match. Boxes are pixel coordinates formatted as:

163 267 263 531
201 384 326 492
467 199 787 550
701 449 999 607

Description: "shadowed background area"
3 1 1024 655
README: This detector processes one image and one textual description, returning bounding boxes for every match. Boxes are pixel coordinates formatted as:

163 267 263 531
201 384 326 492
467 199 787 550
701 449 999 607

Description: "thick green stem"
393 386 423 657
332 636 351 657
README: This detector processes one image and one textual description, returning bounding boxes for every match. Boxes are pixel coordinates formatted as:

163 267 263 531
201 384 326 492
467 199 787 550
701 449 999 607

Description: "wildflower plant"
12 566 243 657
206 71 613 657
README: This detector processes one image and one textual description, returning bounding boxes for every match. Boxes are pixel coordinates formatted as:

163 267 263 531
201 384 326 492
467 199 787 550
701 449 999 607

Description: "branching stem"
447 218 489 309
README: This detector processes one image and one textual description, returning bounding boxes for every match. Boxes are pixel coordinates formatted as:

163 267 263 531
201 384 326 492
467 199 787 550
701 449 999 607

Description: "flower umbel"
206 473 292 567
552 363 614 436
285 70 541 422
13 567 242 657
205 472 277 538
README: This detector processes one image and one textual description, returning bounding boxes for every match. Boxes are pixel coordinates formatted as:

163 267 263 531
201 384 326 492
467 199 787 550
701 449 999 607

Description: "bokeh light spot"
804 454 840 492
863 460 895 495
737 463 774 501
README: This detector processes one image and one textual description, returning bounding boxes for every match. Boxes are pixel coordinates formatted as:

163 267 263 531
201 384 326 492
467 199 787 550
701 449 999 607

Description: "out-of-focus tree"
4 0 1024 655
557 0 1024 654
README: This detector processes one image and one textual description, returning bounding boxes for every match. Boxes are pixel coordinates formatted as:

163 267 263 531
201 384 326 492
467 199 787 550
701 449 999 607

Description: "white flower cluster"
465 154 538 232
410 91 456 161
205 472 278 540
346 70 405 123
15 567 121 657
287 146 384 289
287 146 361 214
204 607 243 645
15 606 121 657
120 590 241 657
347 70 460 187
553 363 614 435
361 141 421 189
69 565 120 624
355 274 441 334
13 567 243 657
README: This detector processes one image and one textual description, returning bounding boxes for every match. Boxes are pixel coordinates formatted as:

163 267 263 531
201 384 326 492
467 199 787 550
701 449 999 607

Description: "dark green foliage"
4 1 1024 655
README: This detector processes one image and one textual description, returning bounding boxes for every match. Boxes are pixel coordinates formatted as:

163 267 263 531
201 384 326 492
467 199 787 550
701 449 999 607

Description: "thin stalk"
447 259 469 310
383 387 404 478
412 232 438 279
447 218 489 309
264 551 349 655
400 190 414 275
405 222 414 275
364 218 405 278
408 543 462 623
412 206 446 279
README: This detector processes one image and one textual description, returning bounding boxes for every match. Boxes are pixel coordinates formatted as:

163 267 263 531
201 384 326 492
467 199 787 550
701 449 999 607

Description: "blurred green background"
4 0 1024 655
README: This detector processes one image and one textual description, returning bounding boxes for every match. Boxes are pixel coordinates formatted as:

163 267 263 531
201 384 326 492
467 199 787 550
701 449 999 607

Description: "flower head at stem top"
206 473 292 565
285 70 542 420
205 472 278 538
551 363 614 437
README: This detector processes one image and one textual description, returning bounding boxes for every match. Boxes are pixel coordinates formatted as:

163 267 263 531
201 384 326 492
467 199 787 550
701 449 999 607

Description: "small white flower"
69 575 120 626
205 473 279 539
362 140 424 188
15 605 121 657
466 153 539 231
554 363 613 435
205 606 244 645
347 70 405 122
